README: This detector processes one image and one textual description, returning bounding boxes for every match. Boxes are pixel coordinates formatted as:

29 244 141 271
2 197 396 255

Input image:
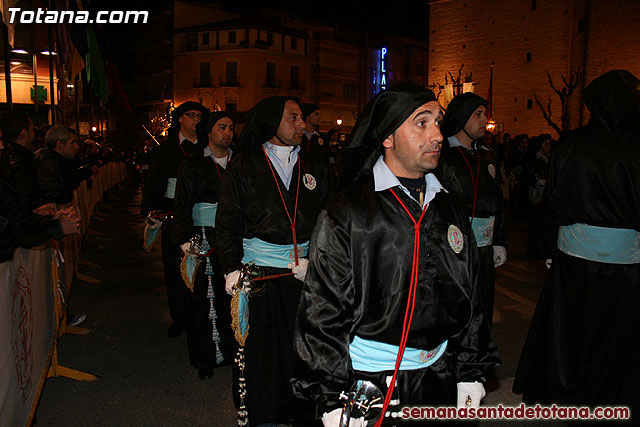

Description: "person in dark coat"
141 101 209 338
0 126 80 262
292 83 499 426
300 102 329 164
171 111 235 379
216 96 329 426
35 125 94 207
436 92 507 329
513 70 640 422
0 111 44 213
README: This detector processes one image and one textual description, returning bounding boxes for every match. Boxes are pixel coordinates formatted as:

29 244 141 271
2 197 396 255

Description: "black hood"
441 92 488 138
339 82 437 186
584 70 640 134
235 96 298 152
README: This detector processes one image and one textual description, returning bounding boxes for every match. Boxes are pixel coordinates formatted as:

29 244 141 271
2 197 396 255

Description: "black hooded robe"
292 172 500 425
436 143 506 328
171 151 233 371
513 70 640 420
293 83 499 426
141 135 200 328
215 145 329 426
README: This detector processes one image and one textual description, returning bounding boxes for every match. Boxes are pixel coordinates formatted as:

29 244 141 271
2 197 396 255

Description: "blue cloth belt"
349 335 447 372
241 237 309 268
557 223 640 264
164 178 177 199
192 202 217 227
470 216 495 247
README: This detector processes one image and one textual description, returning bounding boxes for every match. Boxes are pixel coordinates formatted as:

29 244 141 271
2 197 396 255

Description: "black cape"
513 70 640 416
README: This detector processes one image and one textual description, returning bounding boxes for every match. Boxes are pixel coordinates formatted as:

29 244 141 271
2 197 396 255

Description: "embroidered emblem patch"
303 173 316 190
288 246 305 261
317 138 324 146
447 225 464 254
419 349 438 364
488 164 496 179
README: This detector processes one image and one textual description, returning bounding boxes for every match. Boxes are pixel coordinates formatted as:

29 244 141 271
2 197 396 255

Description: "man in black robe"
292 83 499 426
513 70 640 422
436 93 507 329
216 96 329 426
141 101 209 338
171 111 235 379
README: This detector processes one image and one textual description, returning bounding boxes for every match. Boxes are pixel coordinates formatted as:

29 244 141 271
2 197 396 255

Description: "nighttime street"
29 182 559 427
1 0 639 426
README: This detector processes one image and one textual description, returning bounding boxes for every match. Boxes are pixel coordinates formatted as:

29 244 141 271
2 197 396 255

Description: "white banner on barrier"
0 246 56 427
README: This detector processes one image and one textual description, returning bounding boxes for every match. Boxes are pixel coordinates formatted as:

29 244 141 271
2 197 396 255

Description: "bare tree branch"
534 93 562 136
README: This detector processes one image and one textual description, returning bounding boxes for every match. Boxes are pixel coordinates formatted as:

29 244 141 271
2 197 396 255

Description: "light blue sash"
349 335 447 372
558 223 640 264
192 202 217 227
241 237 309 268
470 216 495 247
164 178 177 199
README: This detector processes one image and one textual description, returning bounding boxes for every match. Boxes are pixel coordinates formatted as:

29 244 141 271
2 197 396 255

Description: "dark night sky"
221 0 430 42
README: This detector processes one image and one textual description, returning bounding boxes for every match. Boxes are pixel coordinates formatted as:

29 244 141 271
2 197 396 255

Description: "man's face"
179 109 203 135
464 105 489 140
273 100 305 146
208 117 234 150
58 134 80 159
383 100 443 177
306 110 320 127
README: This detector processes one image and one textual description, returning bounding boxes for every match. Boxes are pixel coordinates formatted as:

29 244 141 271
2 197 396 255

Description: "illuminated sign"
380 47 387 91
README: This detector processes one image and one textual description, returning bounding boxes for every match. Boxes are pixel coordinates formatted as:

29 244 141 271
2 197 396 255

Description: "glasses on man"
183 112 202 120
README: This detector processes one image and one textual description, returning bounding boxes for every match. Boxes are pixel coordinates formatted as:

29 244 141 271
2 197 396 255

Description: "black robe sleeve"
171 157 199 246
292 206 354 409
215 157 246 274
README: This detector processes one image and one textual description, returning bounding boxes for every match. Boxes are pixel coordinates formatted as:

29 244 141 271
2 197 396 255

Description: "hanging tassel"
235 346 249 426
202 227 224 365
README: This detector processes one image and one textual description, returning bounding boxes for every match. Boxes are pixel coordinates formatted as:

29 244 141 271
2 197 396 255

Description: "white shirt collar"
204 146 232 166
372 155 446 207
447 135 463 148
179 132 197 145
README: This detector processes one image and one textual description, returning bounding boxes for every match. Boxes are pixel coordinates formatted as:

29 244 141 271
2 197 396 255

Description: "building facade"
428 0 640 137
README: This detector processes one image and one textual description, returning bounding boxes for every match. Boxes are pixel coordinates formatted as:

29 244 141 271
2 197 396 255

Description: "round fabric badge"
317 138 324 146
303 173 317 190
447 225 464 254
488 164 496 179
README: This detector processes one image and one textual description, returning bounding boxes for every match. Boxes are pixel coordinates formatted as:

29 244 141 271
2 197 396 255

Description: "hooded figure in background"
300 102 330 168
513 70 640 420
292 83 499 426
141 100 209 338
435 92 507 330
215 96 329 426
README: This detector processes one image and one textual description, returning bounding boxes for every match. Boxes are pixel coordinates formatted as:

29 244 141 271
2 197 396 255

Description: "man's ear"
382 133 394 150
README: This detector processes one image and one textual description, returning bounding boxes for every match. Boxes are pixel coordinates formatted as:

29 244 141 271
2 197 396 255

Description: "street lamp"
337 117 342 141
486 119 496 133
